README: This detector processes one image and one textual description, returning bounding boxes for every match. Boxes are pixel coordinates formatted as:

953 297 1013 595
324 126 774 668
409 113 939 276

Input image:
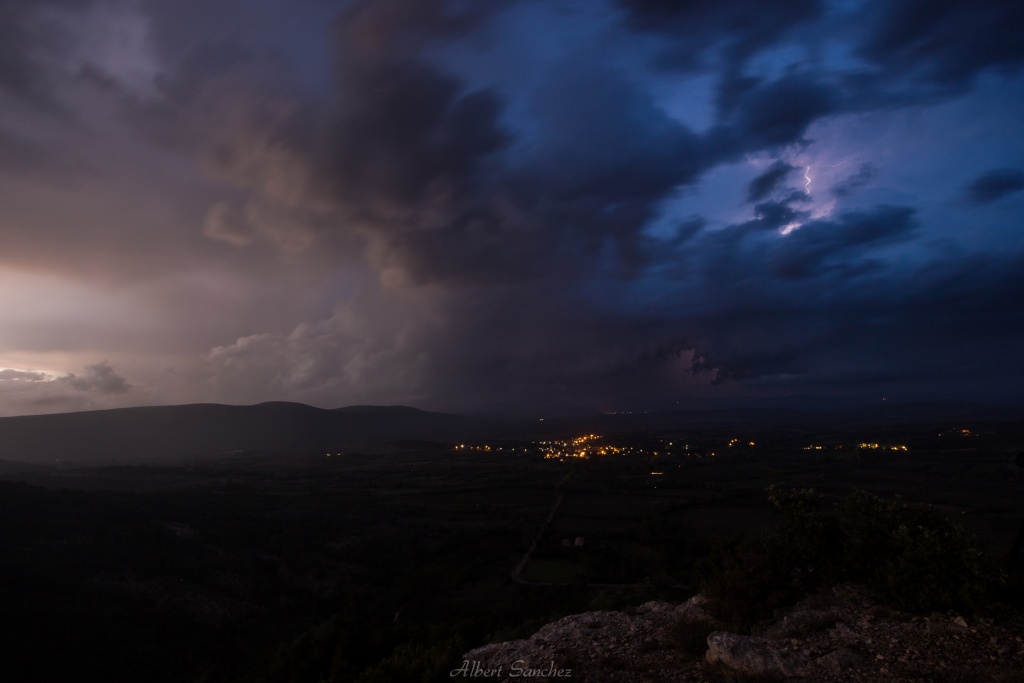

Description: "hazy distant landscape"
2 398 1020 465
2 402 1022 681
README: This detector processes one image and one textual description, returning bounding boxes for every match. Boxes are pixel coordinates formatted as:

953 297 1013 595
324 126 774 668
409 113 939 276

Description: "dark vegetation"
0 418 1022 682
697 487 1008 630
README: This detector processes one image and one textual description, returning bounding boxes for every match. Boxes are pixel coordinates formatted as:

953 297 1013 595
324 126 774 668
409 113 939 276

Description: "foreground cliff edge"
459 585 1024 682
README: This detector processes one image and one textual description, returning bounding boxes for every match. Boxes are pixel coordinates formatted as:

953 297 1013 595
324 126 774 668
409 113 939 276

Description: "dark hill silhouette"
332 405 428 415
0 402 497 464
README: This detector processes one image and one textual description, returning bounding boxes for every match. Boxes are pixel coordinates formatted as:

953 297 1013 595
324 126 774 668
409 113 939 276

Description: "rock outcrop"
458 585 1024 682
460 596 713 682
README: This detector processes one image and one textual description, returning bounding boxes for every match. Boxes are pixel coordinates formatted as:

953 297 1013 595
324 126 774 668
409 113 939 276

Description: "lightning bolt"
804 166 812 194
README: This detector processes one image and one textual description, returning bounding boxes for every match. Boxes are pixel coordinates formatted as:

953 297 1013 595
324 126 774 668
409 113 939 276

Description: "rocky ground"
459 585 1024 682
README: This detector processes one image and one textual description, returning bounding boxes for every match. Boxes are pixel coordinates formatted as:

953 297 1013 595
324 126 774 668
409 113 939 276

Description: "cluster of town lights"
858 443 908 451
450 434 915 460
540 434 609 459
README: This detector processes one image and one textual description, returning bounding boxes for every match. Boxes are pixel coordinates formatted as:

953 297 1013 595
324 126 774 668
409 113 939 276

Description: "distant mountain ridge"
1 399 1018 465
0 402 493 464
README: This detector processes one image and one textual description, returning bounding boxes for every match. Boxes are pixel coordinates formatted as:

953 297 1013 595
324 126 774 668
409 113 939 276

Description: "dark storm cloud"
693 203 916 294
525 66 707 204
153 0 1018 296
328 63 507 224
325 1 725 285
736 222 1017 398
769 206 917 280
323 62 528 285
815 250 1024 391
158 0 722 287
664 204 1020 391
792 248 1024 399
712 74 838 153
622 0 1023 146
747 161 796 202
618 0 822 70
100 0 1024 409
411 287 723 410
965 168 1024 205
140 0 521 284
3 0 1021 416
857 0 1024 91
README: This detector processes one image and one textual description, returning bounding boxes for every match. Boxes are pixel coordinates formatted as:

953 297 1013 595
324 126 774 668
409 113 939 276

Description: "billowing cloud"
0 0 1021 416
61 361 131 394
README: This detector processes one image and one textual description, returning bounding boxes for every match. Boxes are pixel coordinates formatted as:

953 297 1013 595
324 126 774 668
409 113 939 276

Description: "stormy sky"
1 0 1022 416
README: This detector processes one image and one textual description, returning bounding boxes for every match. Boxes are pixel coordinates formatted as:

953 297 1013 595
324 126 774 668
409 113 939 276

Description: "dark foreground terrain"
1 418 1022 682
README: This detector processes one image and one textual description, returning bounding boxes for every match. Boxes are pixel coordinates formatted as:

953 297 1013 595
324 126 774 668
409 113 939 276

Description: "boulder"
706 631 814 678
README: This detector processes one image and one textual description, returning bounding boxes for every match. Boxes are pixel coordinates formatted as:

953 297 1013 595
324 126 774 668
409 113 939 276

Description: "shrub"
696 532 795 630
697 488 1004 629
766 486 844 592
839 492 1004 612
697 488 843 629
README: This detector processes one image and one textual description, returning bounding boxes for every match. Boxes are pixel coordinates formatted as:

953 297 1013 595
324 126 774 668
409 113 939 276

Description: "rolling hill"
0 402 492 464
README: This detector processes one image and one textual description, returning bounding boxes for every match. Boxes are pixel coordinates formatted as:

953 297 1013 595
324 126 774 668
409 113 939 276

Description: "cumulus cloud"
0 361 131 415
61 361 131 394
205 294 432 406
